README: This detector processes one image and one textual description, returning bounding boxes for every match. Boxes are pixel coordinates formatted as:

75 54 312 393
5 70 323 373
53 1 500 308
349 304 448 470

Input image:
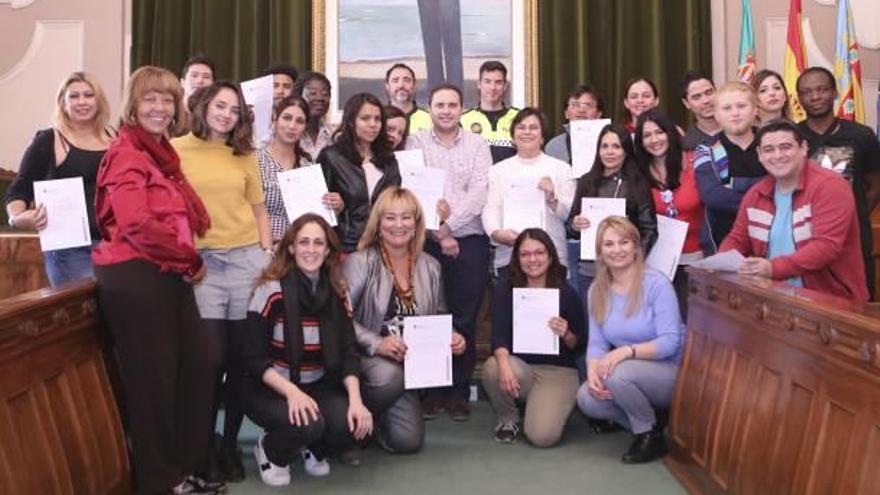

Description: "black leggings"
238 379 355 465
95 260 220 494
204 319 247 450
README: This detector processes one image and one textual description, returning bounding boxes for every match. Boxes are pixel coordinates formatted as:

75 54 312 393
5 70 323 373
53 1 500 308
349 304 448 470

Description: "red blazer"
92 128 203 276
720 161 868 302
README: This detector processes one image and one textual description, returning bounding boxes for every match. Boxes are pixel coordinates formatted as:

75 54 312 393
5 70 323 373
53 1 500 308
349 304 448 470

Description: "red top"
92 126 208 276
650 159 704 254
720 161 868 302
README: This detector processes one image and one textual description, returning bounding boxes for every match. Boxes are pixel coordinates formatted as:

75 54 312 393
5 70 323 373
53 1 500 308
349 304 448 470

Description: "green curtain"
132 0 312 81
539 0 712 133
132 0 711 131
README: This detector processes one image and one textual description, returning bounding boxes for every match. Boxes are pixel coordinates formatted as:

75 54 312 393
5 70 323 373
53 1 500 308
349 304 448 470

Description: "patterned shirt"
405 128 492 237
300 123 335 161
255 145 315 241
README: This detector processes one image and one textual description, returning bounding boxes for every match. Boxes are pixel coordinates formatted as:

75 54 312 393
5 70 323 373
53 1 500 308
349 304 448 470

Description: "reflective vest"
460 106 519 163
408 107 433 133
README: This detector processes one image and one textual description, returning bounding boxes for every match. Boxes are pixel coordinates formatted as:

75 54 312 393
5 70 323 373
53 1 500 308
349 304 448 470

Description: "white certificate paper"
240 75 274 144
693 250 746 272
570 118 612 178
503 175 545 232
513 288 559 355
403 314 453 390
646 215 689 281
400 165 447 230
579 197 626 260
276 166 337 226
394 149 426 174
33 177 91 252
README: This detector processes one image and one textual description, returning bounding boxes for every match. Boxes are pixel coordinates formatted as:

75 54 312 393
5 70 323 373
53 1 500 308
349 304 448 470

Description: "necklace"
379 243 416 310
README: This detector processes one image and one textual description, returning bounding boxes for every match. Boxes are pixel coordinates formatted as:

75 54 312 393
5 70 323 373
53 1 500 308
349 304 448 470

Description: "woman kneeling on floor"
482 228 586 447
239 213 373 487
576 216 684 464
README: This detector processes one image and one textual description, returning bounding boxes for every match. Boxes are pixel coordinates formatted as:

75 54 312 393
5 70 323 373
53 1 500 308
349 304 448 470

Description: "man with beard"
461 61 519 163
294 72 334 159
680 71 721 150
261 63 298 105
385 63 432 133
694 81 766 252
407 83 492 422
795 67 880 298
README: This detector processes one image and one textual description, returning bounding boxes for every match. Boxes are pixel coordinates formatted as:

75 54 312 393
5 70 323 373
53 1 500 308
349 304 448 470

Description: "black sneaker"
218 445 246 482
493 420 519 444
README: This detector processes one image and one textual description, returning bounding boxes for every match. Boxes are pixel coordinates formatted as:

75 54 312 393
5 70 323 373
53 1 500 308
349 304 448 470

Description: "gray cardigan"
342 247 447 356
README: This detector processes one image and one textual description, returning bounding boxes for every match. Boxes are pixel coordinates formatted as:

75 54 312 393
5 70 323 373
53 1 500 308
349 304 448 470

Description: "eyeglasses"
568 101 597 110
659 189 678 218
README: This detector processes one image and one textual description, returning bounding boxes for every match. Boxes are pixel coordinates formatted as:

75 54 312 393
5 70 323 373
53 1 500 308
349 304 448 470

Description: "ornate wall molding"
0 0 38 9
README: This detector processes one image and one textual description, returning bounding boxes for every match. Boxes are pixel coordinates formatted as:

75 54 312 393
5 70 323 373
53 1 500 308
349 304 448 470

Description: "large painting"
312 0 538 122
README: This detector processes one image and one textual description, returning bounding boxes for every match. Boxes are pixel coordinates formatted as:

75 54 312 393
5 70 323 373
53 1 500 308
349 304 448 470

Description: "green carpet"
225 401 687 495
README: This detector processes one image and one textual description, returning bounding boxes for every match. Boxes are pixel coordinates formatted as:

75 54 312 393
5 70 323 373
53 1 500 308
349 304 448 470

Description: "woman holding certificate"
256 95 344 242
633 109 705 318
239 213 372 486
576 216 684 464
481 107 573 279
343 187 466 453
172 80 272 483
5 72 114 287
482 229 585 446
319 93 401 253
92 66 223 494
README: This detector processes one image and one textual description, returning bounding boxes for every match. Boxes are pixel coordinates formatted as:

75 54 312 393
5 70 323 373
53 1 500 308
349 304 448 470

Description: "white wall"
0 0 126 171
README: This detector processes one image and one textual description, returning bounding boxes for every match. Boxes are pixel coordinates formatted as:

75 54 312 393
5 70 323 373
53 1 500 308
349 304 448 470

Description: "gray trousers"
360 355 424 453
576 359 678 434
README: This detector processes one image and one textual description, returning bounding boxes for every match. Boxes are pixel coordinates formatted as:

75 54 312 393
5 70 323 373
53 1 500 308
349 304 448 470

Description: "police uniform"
407 106 433 134
460 106 519 163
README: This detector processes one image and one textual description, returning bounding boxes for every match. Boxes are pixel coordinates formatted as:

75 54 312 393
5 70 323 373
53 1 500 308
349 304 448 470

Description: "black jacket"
566 170 658 256
318 144 401 252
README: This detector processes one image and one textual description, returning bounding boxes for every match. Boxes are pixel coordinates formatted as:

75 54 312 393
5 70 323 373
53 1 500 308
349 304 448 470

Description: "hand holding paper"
399 164 447 230
579 197 626 260
33 177 91 252
503 175 545 232
513 288 559 355
277 166 337 226
404 315 453 389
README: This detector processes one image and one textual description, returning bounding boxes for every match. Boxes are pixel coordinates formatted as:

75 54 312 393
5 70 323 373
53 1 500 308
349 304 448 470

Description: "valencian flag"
737 0 757 84
833 0 864 123
783 0 807 121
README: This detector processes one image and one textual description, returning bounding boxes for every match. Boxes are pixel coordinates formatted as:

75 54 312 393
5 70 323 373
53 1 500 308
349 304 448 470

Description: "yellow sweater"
173 133 263 249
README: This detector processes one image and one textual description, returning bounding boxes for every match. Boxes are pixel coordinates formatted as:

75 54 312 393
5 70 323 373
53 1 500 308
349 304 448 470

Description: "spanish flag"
783 0 807 122
737 0 757 85
833 0 864 123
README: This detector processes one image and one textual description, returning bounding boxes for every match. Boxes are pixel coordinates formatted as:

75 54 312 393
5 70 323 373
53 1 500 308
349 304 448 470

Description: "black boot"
587 418 624 434
218 444 246 482
621 426 668 464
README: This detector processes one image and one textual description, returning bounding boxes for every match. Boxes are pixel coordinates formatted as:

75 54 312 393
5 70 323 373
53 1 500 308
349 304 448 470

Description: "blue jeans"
43 244 95 287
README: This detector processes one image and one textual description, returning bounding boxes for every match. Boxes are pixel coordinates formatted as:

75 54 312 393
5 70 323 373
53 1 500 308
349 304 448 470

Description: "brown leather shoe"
446 397 470 422
422 397 444 420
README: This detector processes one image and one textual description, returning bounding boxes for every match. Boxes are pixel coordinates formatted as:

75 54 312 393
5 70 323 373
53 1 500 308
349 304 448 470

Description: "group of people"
5 51 879 495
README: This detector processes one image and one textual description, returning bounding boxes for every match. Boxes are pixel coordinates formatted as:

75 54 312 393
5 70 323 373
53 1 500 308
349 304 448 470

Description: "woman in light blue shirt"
576 216 684 464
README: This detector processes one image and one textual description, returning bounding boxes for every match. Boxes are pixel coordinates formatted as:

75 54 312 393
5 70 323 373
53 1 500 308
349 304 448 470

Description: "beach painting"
314 0 534 122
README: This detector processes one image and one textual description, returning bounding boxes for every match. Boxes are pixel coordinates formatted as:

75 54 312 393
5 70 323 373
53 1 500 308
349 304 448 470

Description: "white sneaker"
254 434 290 486
301 448 330 476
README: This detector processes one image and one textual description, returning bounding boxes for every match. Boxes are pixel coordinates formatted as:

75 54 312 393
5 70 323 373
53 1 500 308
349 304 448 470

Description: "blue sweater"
586 270 685 364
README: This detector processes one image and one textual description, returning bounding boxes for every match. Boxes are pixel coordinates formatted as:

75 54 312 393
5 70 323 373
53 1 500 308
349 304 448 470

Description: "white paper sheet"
403 314 453 389
646 215 689 281
32 177 91 252
394 150 426 174
579 197 626 260
503 174 545 232
400 165 447 230
692 250 746 272
512 288 560 355
240 75 274 144
570 118 612 178
276 166 337 226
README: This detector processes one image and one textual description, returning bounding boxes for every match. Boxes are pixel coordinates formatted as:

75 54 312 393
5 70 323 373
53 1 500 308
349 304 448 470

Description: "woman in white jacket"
482 107 574 280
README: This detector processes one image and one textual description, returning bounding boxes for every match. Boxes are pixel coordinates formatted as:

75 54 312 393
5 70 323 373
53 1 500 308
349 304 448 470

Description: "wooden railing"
0 281 130 494
666 269 880 494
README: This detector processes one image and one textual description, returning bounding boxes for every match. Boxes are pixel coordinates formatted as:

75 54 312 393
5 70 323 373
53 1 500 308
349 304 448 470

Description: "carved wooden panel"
0 233 49 299
666 270 880 495
0 282 130 494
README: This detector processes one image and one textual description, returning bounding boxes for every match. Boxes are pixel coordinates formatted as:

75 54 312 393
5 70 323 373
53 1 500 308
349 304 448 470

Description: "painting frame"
311 0 539 123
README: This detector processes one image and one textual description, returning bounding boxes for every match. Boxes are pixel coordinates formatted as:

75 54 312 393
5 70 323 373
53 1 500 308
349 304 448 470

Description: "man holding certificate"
482 229 585 447
482 107 574 280
406 83 491 421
